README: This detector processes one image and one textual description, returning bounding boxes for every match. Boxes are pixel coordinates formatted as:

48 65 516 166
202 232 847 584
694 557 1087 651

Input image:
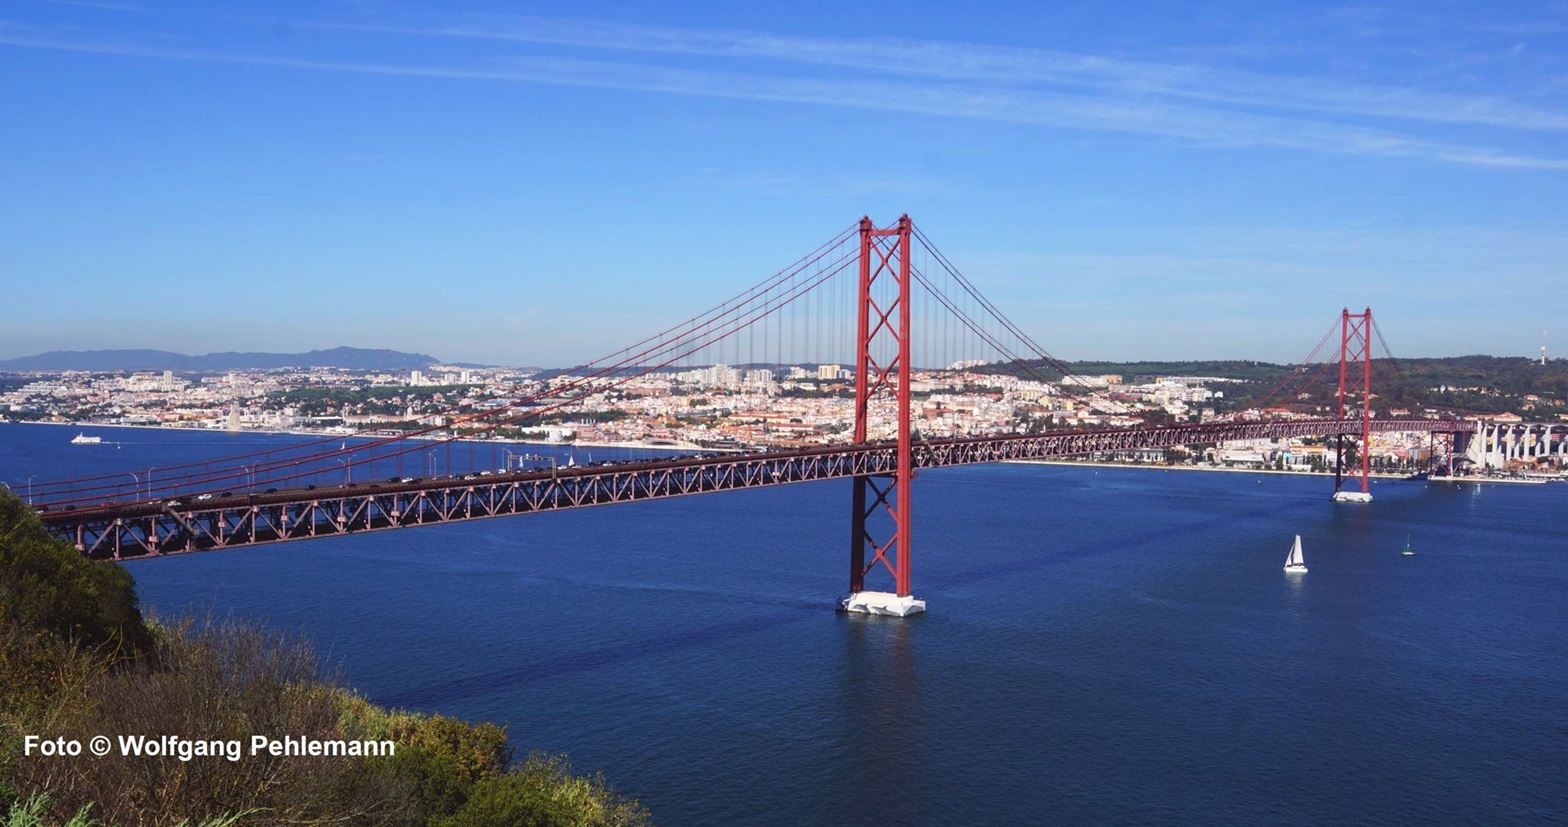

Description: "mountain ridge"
0 347 450 372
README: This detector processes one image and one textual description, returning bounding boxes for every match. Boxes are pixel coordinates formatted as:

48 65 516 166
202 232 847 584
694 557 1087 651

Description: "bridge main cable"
34 224 864 507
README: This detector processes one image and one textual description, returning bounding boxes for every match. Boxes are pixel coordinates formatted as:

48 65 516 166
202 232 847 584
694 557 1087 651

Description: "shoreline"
1007 458 1558 484
1005 458 1409 480
2 419 715 453
13 420 1557 484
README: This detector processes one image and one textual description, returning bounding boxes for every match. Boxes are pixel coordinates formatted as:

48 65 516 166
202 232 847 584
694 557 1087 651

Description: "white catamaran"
1284 535 1308 573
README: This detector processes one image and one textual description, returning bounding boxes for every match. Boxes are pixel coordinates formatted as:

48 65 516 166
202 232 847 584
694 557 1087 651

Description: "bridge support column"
1332 307 1374 503
843 215 924 616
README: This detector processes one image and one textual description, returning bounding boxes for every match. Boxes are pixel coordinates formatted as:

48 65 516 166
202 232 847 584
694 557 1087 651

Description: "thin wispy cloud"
28 0 140 11
723 171 939 199
4 14 1567 170
342 16 1568 133
1486 20 1568 36
961 222 1568 298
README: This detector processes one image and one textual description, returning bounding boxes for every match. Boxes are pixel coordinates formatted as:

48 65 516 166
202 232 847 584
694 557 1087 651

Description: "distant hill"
0 347 444 372
991 355 1568 418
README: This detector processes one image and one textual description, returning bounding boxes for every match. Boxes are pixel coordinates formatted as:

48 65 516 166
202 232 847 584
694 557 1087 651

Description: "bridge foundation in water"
841 591 927 616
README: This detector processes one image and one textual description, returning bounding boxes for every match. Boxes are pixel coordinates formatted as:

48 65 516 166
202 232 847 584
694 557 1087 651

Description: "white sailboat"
1284 534 1308 573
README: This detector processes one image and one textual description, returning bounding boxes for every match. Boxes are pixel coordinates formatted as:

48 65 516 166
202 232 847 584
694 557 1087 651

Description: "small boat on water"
70 433 102 445
1402 535 1415 557
1284 534 1308 573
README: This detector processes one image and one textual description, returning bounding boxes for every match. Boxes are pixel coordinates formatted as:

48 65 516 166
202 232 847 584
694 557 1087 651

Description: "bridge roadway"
42 417 1469 561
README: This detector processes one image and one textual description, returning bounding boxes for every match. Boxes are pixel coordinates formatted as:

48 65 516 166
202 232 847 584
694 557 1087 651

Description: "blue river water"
3 423 1565 825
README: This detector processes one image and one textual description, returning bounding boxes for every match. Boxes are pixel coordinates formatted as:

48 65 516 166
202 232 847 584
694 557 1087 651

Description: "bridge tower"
841 215 925 616
1332 307 1374 503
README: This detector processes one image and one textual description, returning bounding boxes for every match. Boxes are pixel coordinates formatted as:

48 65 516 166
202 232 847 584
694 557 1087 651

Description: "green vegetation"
777 385 855 399
990 355 1568 418
0 489 650 826
4 793 250 827
1005 359 1283 383
265 385 481 418
513 410 627 427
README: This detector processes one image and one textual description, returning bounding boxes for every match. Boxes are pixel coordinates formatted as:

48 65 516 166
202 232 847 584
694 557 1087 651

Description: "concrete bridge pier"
1463 420 1564 470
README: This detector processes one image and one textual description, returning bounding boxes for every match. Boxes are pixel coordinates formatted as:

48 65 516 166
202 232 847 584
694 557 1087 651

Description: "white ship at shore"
70 432 102 445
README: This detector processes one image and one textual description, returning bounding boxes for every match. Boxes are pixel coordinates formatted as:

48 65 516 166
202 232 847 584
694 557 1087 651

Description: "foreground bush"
0 492 150 726
0 488 649 826
439 754 649 827
3 793 248 827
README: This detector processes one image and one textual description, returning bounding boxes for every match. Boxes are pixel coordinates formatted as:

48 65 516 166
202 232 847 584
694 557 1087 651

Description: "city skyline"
3 0 1565 365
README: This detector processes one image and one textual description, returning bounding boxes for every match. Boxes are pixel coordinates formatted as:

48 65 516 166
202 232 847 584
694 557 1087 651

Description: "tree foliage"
987 355 1568 417
0 488 650 826
0 494 151 666
437 754 649 827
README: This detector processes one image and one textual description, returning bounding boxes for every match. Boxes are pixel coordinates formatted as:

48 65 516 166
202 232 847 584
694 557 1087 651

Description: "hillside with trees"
989 355 1568 419
0 489 650 827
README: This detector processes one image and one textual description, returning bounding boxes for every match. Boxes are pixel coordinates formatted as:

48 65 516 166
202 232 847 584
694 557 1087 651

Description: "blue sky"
3 0 1565 366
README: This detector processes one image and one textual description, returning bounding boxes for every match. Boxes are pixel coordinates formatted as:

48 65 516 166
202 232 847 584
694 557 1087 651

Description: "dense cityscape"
6 358 1564 475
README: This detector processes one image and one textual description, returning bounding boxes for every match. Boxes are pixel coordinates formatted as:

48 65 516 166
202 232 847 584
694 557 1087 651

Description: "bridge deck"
40 418 1469 560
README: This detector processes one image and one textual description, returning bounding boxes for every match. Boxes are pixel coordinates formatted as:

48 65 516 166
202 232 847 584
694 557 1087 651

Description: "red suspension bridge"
29 216 1472 614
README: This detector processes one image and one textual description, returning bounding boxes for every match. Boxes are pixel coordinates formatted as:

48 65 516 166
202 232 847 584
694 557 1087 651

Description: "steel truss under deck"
42 417 1470 561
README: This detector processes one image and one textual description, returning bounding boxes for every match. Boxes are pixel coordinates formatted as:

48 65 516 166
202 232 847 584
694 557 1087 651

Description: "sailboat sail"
1284 535 1307 572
